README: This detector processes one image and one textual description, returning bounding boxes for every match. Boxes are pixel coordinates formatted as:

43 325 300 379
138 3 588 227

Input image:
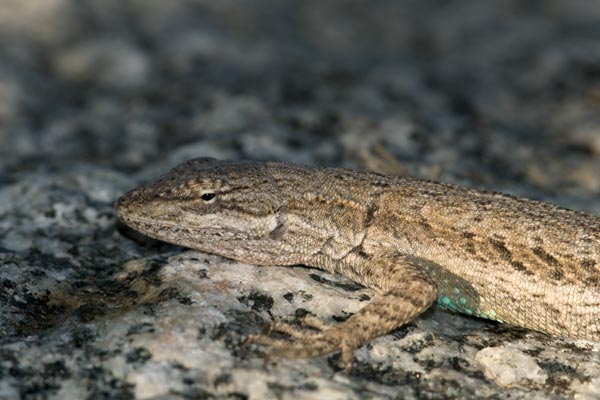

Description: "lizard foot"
246 319 358 372
245 254 438 374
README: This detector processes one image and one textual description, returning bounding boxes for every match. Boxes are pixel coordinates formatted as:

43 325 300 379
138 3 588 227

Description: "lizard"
116 157 600 371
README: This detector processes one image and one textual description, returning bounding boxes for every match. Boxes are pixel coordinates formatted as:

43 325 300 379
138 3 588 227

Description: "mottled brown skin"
116 158 600 371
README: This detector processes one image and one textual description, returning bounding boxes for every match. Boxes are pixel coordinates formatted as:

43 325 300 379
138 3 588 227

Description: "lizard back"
267 163 600 340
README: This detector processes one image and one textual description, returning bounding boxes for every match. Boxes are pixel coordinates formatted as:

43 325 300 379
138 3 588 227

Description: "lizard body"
116 158 600 369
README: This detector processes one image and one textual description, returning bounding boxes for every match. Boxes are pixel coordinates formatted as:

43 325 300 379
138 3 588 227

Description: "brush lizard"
116 158 600 370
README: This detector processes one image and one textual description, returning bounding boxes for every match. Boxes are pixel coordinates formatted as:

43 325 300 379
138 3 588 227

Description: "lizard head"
116 157 290 264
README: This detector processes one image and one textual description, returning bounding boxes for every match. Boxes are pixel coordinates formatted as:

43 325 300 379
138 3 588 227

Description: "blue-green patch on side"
435 290 504 323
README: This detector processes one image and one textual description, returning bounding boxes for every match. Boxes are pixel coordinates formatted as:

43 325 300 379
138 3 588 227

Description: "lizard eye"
200 192 216 202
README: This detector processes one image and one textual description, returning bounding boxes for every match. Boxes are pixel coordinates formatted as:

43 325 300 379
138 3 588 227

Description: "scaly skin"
116 158 600 371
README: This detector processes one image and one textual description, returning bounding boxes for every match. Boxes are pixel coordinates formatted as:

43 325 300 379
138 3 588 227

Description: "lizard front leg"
247 253 437 372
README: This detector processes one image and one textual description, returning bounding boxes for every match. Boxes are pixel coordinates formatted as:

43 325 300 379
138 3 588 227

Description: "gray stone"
2 1 600 398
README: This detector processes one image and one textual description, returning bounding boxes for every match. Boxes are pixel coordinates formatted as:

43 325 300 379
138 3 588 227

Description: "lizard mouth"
117 212 177 228
117 213 244 243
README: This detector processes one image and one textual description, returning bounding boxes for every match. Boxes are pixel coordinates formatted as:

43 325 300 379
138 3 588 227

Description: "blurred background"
1 0 600 196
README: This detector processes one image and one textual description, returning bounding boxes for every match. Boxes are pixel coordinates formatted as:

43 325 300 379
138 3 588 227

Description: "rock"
53 39 151 90
476 347 547 388
2 1 600 398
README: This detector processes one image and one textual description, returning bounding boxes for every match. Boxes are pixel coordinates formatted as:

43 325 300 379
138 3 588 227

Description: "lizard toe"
301 315 329 331
268 321 321 339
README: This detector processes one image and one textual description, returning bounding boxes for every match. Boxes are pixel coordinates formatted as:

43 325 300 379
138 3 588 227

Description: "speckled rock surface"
1 1 600 399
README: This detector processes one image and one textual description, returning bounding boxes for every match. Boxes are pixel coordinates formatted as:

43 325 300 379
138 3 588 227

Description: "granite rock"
1 1 600 399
